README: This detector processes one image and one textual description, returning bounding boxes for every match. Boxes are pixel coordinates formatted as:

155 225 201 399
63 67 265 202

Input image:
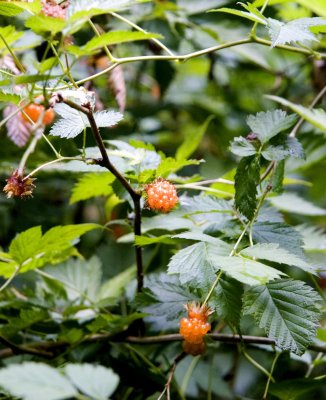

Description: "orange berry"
182 340 206 356
22 104 55 125
145 178 178 213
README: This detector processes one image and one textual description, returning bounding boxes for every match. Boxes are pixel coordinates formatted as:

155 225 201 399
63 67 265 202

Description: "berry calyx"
3 170 36 199
22 104 55 126
145 178 178 213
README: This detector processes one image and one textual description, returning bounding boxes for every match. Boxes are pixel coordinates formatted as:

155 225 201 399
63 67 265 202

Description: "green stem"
243 349 275 383
110 11 175 56
0 267 20 292
181 356 200 394
203 270 223 307
49 41 78 88
0 33 25 73
82 128 87 160
250 0 269 38
305 352 323 378
23 157 83 180
42 133 61 158
309 274 326 303
263 351 280 399
88 18 115 62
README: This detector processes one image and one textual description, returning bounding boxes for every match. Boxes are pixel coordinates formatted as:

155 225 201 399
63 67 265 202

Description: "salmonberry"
22 104 55 126
3 170 36 199
145 178 178 213
179 303 212 356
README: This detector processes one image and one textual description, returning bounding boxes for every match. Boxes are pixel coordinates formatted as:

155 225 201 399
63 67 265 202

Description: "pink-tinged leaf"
4 105 32 147
0 55 21 75
109 65 126 113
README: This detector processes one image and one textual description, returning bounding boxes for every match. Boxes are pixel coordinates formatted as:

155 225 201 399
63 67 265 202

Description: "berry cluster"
145 178 178 213
41 0 66 19
179 303 212 356
22 103 55 126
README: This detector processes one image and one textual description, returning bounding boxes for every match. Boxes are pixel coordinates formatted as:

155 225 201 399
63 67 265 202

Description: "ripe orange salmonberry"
179 303 212 356
145 178 178 213
22 104 55 126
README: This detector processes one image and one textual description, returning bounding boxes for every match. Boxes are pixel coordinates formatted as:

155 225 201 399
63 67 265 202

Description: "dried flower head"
3 170 36 199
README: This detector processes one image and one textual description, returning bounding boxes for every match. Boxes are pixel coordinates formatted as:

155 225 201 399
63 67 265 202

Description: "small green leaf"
0 362 77 400
234 155 260 219
209 6 267 25
243 279 321 354
0 26 23 50
176 115 214 161
65 364 119 400
0 1 41 16
9 226 43 265
135 235 176 246
247 110 297 144
98 266 136 302
266 95 326 134
70 172 115 204
68 31 163 55
230 136 257 157
156 157 202 178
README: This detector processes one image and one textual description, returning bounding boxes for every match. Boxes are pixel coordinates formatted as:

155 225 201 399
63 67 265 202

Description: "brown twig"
60 97 144 292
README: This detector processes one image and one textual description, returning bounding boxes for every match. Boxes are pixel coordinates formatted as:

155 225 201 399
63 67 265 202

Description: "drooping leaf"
0 362 77 400
246 110 297 144
64 364 119 400
230 136 257 157
240 243 315 273
234 155 260 219
267 17 326 47
243 279 321 355
210 275 244 329
209 5 267 25
70 172 115 204
176 115 214 161
266 95 326 134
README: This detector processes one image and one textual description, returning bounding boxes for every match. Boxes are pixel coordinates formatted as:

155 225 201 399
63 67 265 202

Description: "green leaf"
247 110 297 144
9 226 43 265
180 195 233 215
70 172 115 204
68 31 163 56
267 17 326 47
253 0 326 18
155 157 202 178
213 256 285 285
272 160 285 193
234 155 260 219
243 279 321 354
0 1 41 16
136 273 196 322
98 266 136 302
168 241 231 286
0 89 21 104
240 243 315 273
296 224 326 252
176 115 214 161
230 136 257 157
1 224 100 277
266 95 326 134
269 377 326 400
65 364 119 400
253 222 305 258
25 15 67 36
44 256 102 302
269 192 326 215
262 137 304 161
0 362 77 400
211 275 243 328
135 235 176 246
209 6 267 25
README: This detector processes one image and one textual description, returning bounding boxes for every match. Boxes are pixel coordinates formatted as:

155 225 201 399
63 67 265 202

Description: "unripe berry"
145 178 178 213
22 104 55 126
